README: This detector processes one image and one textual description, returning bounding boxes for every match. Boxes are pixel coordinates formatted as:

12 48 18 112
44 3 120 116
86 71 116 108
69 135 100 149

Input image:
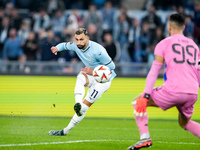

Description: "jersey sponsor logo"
88 55 92 59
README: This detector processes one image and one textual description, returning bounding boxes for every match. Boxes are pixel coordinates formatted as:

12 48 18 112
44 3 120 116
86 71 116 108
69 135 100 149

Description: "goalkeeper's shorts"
151 86 197 119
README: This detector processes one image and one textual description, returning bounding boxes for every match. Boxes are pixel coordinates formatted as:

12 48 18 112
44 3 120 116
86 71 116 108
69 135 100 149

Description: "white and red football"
93 65 111 83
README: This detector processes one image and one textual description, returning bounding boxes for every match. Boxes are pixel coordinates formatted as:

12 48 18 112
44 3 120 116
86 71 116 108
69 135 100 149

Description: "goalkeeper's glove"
133 93 150 117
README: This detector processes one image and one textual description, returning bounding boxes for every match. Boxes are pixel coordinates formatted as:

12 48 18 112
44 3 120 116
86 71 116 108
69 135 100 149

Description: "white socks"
63 102 89 135
140 133 150 140
74 74 86 103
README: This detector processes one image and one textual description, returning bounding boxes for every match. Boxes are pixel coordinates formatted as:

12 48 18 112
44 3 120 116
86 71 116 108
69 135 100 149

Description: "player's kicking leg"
49 73 111 136
49 99 91 136
49 73 89 136
58 77 110 135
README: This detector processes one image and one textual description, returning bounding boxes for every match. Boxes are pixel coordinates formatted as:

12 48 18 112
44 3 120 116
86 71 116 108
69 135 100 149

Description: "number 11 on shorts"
91 89 98 99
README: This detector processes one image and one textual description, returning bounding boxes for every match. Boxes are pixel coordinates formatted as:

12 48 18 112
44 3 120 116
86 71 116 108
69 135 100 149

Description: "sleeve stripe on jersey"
105 60 112 66
65 43 69 50
198 59 200 67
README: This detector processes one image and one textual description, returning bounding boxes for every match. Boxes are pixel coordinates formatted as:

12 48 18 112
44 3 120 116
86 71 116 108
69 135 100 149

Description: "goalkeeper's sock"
74 74 86 103
63 102 89 135
184 120 200 137
134 104 150 139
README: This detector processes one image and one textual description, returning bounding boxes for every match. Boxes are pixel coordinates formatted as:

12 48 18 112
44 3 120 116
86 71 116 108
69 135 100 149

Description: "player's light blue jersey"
56 40 116 80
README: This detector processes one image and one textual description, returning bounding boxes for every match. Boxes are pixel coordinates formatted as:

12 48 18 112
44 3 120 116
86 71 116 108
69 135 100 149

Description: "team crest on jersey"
88 55 92 59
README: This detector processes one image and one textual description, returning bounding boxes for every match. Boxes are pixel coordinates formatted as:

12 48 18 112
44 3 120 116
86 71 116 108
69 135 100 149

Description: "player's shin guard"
74 74 86 103
134 104 150 139
63 103 89 135
184 120 200 138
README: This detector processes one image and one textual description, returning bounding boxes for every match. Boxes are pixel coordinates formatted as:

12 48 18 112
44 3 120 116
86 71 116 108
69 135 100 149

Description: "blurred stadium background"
0 0 200 149
0 0 199 76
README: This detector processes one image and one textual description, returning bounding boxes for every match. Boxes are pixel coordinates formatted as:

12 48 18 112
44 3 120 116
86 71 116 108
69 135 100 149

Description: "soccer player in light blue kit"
49 28 116 136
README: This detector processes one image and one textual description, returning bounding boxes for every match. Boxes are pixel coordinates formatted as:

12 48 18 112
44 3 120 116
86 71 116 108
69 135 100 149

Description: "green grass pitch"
0 75 200 150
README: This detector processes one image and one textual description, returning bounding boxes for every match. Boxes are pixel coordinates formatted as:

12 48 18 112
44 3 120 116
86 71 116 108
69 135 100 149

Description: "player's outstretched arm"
51 46 58 55
51 42 67 55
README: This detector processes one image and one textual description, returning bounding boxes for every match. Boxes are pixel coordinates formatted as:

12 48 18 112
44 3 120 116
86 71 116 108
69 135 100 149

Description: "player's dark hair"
75 28 89 36
169 13 185 27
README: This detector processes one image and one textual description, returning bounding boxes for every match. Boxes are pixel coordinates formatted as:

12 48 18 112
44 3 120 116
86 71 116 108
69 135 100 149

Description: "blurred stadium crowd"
0 0 200 66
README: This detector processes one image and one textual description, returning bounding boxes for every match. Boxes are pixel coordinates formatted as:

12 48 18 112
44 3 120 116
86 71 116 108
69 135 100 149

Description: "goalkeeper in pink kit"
127 13 200 150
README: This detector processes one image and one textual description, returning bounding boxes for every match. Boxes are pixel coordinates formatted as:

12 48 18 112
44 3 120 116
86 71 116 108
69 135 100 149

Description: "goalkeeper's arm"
143 60 163 97
134 60 163 117
197 59 200 87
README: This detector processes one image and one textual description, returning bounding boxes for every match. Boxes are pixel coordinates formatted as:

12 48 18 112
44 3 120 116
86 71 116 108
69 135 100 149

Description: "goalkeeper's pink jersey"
154 34 200 94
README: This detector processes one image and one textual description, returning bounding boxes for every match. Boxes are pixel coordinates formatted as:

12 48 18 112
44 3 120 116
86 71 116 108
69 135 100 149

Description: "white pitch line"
0 140 115 147
0 139 199 147
156 141 200 145
79 127 179 131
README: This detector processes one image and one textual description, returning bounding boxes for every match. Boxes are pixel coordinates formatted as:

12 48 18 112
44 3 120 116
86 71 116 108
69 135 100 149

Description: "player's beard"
77 43 86 49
